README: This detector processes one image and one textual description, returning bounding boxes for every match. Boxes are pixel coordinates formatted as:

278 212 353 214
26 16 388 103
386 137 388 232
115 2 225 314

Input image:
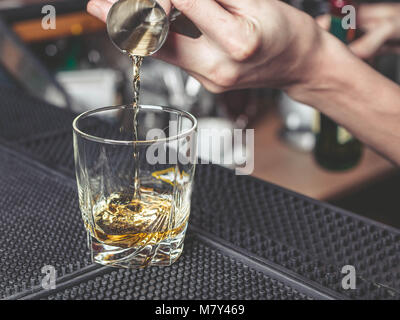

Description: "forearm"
288 32 400 165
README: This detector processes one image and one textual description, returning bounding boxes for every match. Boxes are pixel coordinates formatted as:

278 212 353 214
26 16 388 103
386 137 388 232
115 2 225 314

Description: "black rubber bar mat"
0 145 333 300
0 85 398 299
190 166 400 300
0 146 94 299
37 234 323 300
0 87 75 141
11 128 400 300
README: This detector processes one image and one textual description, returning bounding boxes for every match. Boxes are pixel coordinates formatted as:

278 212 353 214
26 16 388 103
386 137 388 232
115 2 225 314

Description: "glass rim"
72 105 197 145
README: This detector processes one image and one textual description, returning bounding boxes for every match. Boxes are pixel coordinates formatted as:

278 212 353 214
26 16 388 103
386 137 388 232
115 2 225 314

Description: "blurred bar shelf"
0 0 105 43
12 12 105 43
253 105 396 201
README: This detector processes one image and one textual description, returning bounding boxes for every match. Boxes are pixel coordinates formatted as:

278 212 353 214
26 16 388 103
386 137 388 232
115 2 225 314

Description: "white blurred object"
56 69 118 112
278 91 317 152
197 118 252 170
279 92 315 131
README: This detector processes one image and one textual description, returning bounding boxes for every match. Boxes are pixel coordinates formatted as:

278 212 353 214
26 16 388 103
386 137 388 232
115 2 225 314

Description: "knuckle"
227 41 253 62
227 21 261 62
230 45 255 62
209 64 240 88
204 84 226 94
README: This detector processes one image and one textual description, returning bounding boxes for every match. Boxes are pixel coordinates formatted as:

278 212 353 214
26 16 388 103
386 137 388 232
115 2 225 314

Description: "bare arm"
87 0 400 165
288 32 400 164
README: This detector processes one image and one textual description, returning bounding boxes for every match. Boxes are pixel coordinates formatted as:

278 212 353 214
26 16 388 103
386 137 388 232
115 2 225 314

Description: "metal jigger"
106 0 170 56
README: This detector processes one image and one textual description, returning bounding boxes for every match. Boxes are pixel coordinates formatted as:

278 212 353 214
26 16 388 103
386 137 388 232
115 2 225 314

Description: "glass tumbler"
73 105 197 268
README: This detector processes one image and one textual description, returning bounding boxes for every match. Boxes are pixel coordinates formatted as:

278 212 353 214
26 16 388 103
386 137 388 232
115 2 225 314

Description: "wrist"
285 30 356 110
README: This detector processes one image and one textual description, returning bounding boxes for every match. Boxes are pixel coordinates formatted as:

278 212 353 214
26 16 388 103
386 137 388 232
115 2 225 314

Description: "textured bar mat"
0 145 331 300
0 87 75 141
13 129 400 299
191 166 400 299
38 235 324 300
0 146 93 299
0 88 398 300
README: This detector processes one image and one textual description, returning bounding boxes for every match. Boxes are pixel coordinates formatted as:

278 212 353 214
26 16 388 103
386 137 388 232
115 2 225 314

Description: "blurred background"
0 0 399 227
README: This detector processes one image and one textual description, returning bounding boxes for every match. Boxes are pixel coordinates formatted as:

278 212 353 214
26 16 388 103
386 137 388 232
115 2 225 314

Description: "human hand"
87 0 172 22
353 3 400 59
87 0 332 94
317 3 400 59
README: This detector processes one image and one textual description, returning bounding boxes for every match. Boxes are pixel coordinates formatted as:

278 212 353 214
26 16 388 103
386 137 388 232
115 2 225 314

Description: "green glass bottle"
314 0 363 170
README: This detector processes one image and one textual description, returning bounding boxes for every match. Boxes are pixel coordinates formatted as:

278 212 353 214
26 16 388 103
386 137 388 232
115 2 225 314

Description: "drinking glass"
73 105 197 268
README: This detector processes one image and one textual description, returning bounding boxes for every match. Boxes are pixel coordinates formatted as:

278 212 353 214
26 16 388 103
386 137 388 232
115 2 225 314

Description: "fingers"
157 0 172 15
171 0 259 61
153 32 212 73
170 1 236 47
87 0 113 22
185 71 226 93
358 3 400 23
349 21 397 59
214 0 243 11
87 0 172 23
171 0 234 34
152 30 234 92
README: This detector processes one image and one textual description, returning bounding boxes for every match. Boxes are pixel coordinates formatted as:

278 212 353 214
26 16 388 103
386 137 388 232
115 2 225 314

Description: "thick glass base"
88 224 187 269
